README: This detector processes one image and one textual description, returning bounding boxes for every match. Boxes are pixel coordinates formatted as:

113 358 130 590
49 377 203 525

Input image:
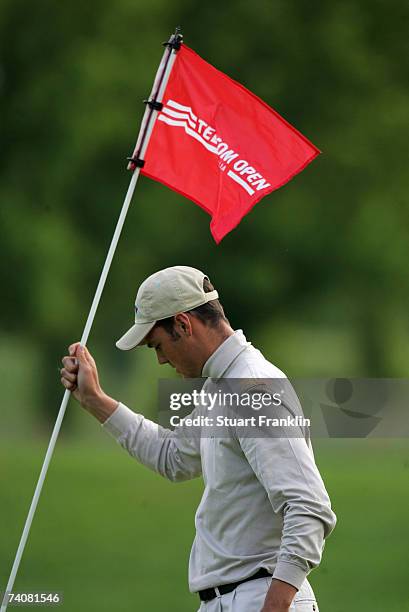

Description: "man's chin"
177 370 194 379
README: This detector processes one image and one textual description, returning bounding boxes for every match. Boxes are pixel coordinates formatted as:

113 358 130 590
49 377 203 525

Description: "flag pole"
0 27 183 612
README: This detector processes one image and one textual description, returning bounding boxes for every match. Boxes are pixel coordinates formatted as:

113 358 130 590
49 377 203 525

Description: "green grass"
1 438 408 611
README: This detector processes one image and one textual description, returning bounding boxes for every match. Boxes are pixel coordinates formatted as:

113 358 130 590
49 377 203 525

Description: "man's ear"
175 312 192 336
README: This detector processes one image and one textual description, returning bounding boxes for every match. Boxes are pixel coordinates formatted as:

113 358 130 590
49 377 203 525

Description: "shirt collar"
201 330 251 379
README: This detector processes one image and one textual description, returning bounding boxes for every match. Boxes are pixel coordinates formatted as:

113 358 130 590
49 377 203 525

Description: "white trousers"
197 577 319 612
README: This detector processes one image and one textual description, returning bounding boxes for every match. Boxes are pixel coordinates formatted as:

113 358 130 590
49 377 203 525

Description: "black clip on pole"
126 157 145 168
163 25 183 51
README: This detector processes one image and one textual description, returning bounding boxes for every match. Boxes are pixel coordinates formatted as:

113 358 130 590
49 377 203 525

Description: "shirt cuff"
272 560 308 591
102 402 138 439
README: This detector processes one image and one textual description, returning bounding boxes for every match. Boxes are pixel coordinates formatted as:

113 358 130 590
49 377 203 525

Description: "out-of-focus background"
1 1 408 611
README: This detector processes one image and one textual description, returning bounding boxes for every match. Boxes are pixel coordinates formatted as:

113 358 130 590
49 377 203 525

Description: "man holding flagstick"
2 29 329 612
61 266 336 611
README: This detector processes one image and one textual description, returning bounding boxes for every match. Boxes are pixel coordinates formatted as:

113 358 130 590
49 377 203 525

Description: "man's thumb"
76 345 85 362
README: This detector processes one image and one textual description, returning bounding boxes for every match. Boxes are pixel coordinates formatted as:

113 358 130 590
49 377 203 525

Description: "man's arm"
261 579 297 612
61 343 202 482
239 431 335 610
236 391 336 611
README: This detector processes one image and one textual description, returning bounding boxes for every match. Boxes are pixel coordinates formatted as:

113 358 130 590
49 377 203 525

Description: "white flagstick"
1 29 182 612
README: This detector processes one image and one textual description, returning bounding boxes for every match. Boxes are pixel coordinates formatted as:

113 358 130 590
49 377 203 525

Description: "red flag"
140 45 320 243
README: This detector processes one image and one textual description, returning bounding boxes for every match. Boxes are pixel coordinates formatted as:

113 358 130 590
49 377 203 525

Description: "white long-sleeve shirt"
103 330 336 592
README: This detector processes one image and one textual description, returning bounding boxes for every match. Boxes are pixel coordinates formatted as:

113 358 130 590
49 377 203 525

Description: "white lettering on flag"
227 171 255 195
158 99 271 195
161 106 197 130
158 115 218 154
219 148 239 164
166 99 198 122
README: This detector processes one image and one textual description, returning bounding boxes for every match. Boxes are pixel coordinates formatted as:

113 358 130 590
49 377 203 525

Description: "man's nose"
157 352 168 365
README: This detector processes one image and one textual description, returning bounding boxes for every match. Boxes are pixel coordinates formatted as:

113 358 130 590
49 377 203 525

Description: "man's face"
143 322 201 378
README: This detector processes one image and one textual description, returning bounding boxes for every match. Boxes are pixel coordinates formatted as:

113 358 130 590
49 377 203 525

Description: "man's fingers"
61 343 94 396
60 368 77 383
76 346 96 373
67 343 96 369
60 363 78 392
75 345 87 362
62 356 79 373
61 377 77 391
69 342 81 356
61 343 97 398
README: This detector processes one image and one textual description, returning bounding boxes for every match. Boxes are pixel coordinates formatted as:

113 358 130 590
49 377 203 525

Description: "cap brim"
115 320 156 351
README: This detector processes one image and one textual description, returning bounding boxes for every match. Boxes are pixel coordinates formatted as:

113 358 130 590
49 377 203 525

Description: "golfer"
60 266 336 612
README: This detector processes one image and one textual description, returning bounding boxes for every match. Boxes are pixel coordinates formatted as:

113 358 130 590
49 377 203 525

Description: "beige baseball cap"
116 266 219 350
